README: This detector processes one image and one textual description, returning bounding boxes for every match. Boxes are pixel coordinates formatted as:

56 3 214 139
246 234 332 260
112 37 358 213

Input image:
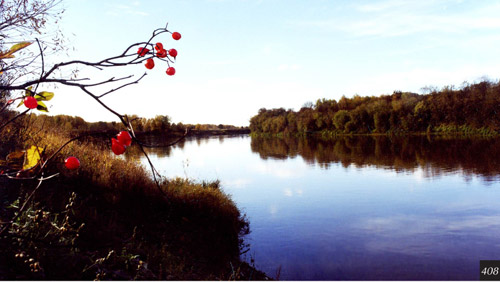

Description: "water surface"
142 135 500 280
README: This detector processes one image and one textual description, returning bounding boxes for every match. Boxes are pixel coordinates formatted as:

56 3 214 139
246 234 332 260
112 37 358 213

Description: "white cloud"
277 64 301 71
355 0 408 13
106 2 149 17
346 64 500 96
295 1 500 38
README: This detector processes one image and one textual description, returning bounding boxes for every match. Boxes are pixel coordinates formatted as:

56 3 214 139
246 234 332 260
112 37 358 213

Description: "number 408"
481 267 499 276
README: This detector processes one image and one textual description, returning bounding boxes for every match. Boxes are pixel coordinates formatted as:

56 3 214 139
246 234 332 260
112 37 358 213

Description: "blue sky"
45 0 500 126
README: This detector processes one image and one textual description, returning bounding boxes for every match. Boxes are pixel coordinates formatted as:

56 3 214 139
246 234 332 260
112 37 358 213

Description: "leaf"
6 151 24 170
9 42 32 53
36 101 48 112
0 42 32 60
23 146 43 170
17 100 24 108
6 151 25 161
25 86 33 97
35 91 54 101
0 53 15 59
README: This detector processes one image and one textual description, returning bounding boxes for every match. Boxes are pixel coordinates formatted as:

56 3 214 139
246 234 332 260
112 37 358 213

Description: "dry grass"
0 129 266 280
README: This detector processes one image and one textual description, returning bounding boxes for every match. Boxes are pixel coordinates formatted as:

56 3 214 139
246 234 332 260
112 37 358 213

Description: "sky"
40 0 500 126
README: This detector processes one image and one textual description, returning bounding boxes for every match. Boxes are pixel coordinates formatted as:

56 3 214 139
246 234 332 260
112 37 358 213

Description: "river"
142 135 500 280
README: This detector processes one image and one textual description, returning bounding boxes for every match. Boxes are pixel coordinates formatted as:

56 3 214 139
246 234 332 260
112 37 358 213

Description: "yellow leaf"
23 146 43 170
9 42 32 53
0 42 31 60
35 91 54 101
0 53 15 59
36 100 48 112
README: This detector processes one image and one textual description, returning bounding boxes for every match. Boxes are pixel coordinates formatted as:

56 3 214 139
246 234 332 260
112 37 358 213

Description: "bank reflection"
250 135 500 182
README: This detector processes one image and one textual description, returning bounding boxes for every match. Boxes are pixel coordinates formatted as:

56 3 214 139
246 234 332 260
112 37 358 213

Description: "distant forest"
250 80 500 136
1 112 246 137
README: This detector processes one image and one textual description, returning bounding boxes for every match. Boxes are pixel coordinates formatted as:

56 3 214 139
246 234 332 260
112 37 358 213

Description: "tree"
0 0 66 96
333 110 350 131
0 3 186 251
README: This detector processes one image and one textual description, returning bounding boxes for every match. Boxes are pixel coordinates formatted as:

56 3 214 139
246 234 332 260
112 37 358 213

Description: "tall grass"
0 130 266 280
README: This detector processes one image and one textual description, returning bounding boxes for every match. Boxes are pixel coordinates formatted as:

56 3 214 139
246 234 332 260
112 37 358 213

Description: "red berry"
145 58 155 69
117 131 132 147
168 48 177 58
166 67 176 76
156 49 167 58
24 96 38 109
155 42 163 51
172 32 181 40
111 138 126 155
65 156 80 170
137 47 150 57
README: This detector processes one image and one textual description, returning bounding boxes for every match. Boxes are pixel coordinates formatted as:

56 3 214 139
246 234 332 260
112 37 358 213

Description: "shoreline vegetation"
249 127 499 138
249 80 500 137
0 114 266 279
1 80 498 280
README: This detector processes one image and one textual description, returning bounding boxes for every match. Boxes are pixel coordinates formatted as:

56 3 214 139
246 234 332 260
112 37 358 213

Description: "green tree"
333 110 350 131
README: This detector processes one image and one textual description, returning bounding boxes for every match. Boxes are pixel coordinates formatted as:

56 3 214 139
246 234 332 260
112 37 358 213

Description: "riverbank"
188 128 251 136
250 126 499 138
0 131 268 280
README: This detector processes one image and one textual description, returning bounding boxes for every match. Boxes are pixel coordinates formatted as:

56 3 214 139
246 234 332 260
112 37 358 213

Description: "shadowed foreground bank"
0 132 268 280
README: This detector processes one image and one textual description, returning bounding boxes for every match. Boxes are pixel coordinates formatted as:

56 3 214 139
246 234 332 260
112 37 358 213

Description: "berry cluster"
21 30 183 172
137 31 181 76
111 131 132 155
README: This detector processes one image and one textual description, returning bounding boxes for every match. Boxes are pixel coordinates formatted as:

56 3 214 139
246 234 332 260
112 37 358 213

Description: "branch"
33 38 45 93
1 23 182 203
97 73 147 98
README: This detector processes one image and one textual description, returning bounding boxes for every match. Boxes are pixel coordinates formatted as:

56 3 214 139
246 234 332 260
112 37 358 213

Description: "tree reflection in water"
250 135 500 182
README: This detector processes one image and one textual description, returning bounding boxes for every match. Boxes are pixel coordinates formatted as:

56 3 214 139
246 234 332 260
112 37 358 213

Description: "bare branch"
98 73 147 98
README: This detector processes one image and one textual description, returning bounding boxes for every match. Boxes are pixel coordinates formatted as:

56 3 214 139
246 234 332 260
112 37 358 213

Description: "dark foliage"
250 81 500 135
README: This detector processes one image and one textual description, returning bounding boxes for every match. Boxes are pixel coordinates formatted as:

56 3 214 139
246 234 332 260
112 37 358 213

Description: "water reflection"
250 135 500 182
139 135 500 280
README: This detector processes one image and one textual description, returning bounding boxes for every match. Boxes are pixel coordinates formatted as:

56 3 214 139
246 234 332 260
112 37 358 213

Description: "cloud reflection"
356 213 500 256
253 162 306 179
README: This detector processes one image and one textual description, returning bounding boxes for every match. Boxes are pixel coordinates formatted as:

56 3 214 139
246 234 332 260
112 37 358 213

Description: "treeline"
7 113 247 136
26 114 185 134
191 123 247 131
250 80 500 135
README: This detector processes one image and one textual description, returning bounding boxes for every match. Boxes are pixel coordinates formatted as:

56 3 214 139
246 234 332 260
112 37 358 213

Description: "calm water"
141 135 500 280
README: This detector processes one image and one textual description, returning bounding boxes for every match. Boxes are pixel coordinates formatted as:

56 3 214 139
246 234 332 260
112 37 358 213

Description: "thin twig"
34 38 44 93
97 73 147 98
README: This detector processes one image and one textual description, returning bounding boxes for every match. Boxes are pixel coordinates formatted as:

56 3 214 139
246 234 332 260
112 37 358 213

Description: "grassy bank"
250 124 499 139
0 131 268 280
